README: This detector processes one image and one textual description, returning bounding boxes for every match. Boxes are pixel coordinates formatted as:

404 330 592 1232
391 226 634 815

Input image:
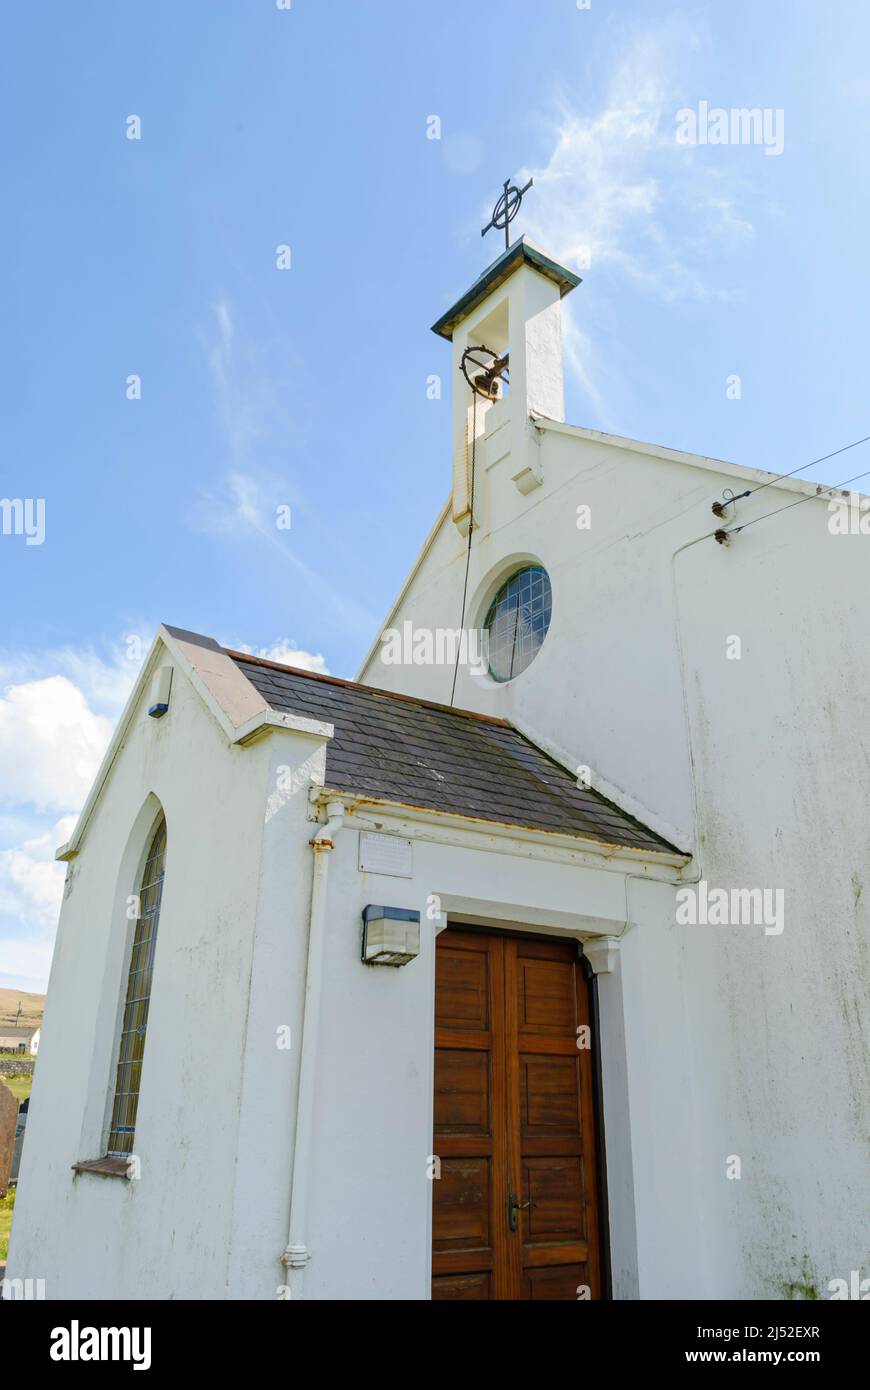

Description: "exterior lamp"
361 905 421 967
148 666 173 719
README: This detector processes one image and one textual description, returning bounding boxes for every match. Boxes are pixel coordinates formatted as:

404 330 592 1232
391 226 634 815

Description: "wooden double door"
432 927 602 1300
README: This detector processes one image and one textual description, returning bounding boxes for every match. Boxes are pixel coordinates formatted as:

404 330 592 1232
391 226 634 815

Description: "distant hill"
0 987 45 1030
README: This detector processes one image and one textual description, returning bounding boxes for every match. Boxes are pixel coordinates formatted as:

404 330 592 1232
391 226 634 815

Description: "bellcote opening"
432 236 581 534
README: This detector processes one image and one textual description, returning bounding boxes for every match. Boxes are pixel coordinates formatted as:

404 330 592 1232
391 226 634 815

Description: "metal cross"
481 176 534 251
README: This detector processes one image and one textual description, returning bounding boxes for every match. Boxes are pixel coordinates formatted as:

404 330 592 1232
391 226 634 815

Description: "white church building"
8 236 869 1301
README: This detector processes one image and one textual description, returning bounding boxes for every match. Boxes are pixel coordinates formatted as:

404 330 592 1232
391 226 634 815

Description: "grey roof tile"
230 653 683 856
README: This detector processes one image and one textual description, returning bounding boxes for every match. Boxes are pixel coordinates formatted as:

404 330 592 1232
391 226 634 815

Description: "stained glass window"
107 816 166 1156
483 566 552 682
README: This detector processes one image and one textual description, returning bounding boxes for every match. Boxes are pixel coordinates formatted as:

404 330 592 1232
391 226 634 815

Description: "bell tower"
431 234 581 535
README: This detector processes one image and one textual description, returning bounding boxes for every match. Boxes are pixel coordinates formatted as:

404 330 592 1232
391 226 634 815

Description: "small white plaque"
358 831 413 878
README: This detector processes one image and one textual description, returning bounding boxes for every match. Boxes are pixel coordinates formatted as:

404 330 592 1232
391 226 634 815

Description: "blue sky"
2 0 869 990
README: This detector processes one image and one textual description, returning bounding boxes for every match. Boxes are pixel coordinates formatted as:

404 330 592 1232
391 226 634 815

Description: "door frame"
581 948 613 1302
431 920 613 1300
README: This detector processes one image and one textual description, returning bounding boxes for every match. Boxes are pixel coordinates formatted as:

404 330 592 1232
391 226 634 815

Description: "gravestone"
0 1080 19 1196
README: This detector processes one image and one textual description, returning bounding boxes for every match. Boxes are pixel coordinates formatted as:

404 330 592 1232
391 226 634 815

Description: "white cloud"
233 639 329 676
0 629 333 991
0 817 75 929
0 641 142 814
0 636 148 720
0 815 77 990
0 676 113 812
0 640 143 991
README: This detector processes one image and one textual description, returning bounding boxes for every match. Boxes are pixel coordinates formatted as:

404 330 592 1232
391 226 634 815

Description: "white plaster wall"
6 658 295 1300
360 418 870 1299
9 641 696 1301
675 521 870 1299
225 732 328 1299
289 820 694 1301
181 758 695 1300
15 420 866 1301
365 427 701 846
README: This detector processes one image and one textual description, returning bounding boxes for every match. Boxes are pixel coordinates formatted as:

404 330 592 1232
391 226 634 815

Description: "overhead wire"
714 432 870 526
721 461 870 539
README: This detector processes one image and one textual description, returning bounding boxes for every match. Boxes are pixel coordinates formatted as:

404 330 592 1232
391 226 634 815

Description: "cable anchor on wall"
711 487 750 519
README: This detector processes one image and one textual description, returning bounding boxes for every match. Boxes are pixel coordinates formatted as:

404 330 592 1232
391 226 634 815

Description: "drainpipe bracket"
281 1244 311 1270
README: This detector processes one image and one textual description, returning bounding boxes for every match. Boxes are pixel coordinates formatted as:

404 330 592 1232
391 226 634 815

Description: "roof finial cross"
481 175 534 252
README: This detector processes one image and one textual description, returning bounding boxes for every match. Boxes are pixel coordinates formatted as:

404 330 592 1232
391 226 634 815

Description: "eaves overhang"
55 625 332 863
312 787 693 881
431 236 581 341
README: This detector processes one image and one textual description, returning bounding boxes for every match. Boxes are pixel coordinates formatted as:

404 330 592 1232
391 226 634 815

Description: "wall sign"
358 831 413 878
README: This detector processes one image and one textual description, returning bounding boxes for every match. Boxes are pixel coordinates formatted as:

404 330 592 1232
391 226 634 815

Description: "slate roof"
229 652 682 856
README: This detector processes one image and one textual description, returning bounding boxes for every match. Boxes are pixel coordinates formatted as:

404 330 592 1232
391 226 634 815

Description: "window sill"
72 1156 131 1179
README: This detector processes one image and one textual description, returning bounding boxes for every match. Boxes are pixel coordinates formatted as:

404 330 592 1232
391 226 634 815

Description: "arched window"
107 815 167 1156
483 564 552 682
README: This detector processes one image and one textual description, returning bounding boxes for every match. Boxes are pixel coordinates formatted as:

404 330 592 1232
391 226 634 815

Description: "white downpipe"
281 798 345 1300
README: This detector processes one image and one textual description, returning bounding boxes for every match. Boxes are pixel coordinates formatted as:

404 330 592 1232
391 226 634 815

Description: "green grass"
2 1073 32 1104
0 1187 15 1262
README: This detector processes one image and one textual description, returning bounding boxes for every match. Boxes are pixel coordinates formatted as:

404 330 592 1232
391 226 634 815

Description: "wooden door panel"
511 937 601 1300
523 1265 589 1300
433 928 602 1301
432 1158 492 1250
522 1156 586 1240
432 1272 492 1300
435 944 491 1032
520 1055 582 1133
431 931 511 1298
433 1049 491 1134
517 957 577 1034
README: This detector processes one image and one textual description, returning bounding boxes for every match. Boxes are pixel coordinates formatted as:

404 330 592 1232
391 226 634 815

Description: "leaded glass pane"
107 816 166 1156
483 566 552 682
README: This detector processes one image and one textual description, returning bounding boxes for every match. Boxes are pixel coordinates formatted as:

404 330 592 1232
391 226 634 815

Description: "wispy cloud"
197 466 369 628
518 21 756 411
197 299 378 635
203 296 305 470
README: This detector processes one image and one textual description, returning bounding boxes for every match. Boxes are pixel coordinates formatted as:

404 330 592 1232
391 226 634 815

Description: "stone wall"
0 1060 34 1079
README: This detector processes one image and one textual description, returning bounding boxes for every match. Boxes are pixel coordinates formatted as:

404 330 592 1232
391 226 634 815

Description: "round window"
483 565 552 682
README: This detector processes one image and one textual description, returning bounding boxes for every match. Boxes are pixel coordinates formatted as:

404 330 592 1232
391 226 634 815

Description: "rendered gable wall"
360 424 870 1296
7 648 326 1299
358 238 870 1297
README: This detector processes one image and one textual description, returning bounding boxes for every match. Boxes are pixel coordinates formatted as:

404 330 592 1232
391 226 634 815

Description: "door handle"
508 1192 533 1232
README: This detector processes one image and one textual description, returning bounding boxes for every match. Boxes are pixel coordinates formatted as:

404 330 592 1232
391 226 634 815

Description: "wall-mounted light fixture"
148 666 173 719
361 905 421 967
